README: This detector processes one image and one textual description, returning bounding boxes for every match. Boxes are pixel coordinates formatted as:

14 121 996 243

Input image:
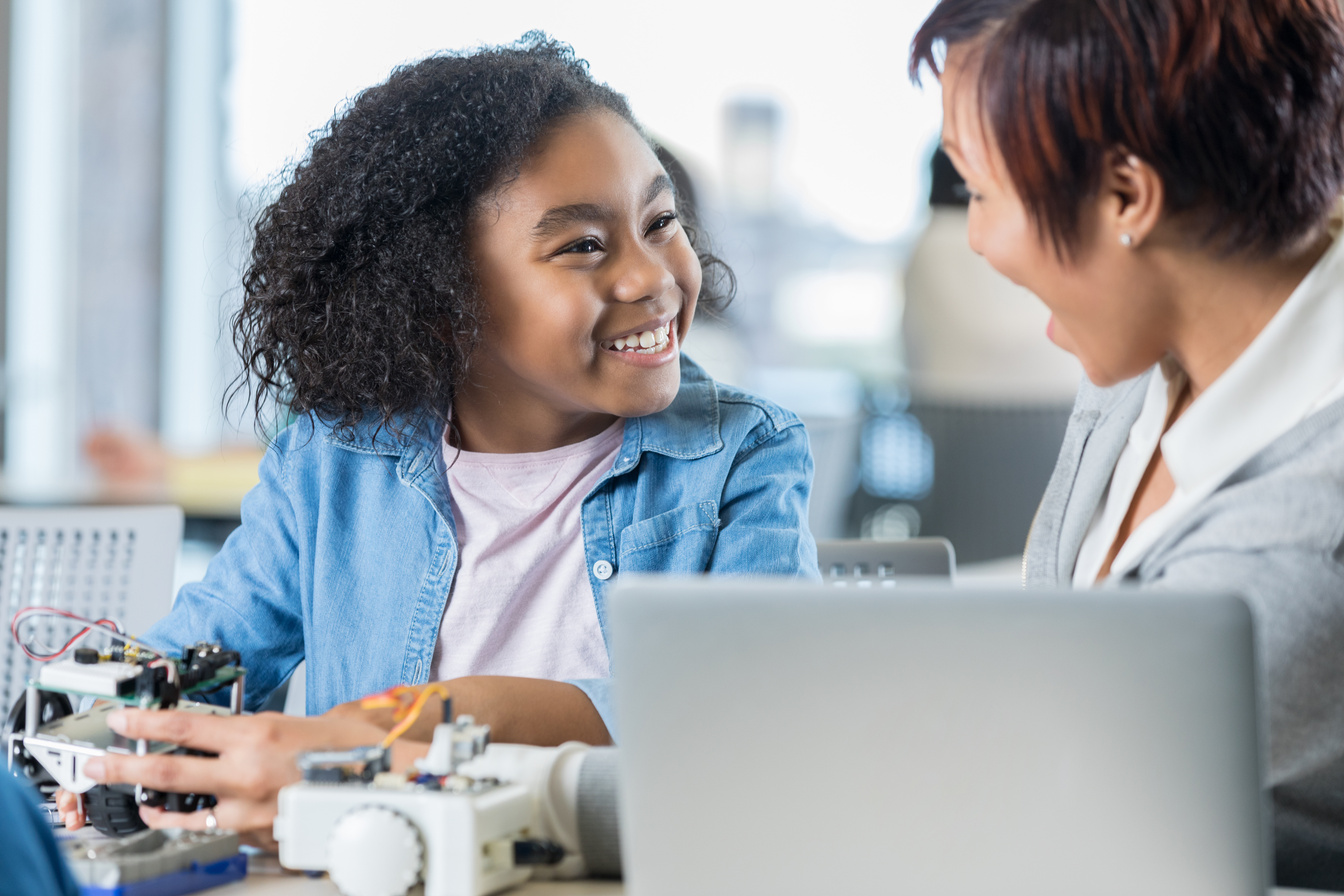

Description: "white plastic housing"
21 699 230 793
39 660 143 696
275 780 534 896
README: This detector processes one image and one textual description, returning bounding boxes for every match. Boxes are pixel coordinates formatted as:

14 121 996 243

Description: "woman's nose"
611 242 676 303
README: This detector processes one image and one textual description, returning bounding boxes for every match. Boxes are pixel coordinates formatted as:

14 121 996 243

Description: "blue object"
142 356 820 737
78 853 247 896
861 413 934 500
0 771 79 896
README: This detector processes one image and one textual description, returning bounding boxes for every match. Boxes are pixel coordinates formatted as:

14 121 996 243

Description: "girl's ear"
1104 149 1164 249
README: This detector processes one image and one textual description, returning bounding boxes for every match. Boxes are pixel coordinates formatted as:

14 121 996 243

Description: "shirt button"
592 560 614 581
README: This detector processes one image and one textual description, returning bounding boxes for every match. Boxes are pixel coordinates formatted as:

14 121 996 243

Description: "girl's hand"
55 787 84 830
79 708 394 850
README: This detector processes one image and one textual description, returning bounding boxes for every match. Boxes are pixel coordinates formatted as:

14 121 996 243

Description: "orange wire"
361 683 451 750
359 684 418 714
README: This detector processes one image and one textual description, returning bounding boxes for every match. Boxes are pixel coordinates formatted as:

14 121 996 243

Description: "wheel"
83 785 149 837
4 691 74 800
327 806 424 896
83 776 216 837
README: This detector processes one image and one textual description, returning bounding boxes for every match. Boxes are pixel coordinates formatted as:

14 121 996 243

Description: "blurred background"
0 0 1082 576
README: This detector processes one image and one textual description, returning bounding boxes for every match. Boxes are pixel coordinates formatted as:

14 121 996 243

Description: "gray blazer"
1026 372 1344 890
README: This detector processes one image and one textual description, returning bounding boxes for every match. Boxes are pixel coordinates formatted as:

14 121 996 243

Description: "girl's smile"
456 110 700 454
599 316 676 361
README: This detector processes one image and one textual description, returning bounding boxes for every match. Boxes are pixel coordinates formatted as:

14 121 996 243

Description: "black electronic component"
134 666 158 702
74 647 100 664
512 839 566 866
303 766 348 784
163 791 215 813
358 750 393 782
136 785 217 813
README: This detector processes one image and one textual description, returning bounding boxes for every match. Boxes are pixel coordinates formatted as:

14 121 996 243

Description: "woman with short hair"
911 0 1344 887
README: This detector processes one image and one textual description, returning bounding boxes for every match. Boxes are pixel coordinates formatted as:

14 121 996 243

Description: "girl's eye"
647 212 678 235
561 237 603 255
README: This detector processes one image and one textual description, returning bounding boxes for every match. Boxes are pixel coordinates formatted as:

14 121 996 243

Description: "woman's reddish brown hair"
911 0 1344 259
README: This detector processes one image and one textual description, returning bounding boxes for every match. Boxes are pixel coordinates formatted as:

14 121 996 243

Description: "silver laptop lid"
611 578 1266 896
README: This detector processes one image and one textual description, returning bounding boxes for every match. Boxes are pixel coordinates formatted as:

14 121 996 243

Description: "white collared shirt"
1073 229 1344 586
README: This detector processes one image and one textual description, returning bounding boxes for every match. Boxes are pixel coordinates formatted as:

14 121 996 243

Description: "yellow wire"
360 684 418 713
376 683 451 750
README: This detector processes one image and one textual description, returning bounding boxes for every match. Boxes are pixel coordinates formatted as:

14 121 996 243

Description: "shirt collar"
325 353 724 475
611 355 723 475
1161 229 1344 495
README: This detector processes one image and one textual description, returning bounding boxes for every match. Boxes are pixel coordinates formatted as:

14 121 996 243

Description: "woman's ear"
1105 150 1163 249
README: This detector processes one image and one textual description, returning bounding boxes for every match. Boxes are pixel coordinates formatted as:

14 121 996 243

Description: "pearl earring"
1120 233 1133 248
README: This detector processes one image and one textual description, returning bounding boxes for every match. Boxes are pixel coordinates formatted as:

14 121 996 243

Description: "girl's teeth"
606 325 672 353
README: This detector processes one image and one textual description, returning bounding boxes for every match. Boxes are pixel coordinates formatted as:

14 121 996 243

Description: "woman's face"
938 47 1170 387
468 110 701 424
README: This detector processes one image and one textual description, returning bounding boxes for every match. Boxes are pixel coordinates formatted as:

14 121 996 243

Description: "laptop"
610 578 1267 896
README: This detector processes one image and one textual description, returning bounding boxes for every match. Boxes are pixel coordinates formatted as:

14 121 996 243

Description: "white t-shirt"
430 420 624 682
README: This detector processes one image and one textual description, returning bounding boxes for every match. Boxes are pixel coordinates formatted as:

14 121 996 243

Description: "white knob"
592 560 614 580
327 806 423 896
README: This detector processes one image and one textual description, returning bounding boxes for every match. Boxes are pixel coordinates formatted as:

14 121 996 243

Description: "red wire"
9 607 123 663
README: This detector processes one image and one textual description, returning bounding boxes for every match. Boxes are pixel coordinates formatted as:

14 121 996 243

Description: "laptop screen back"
610 579 1266 896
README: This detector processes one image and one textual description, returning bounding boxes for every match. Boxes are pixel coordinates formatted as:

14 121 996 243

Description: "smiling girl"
60 35 816 843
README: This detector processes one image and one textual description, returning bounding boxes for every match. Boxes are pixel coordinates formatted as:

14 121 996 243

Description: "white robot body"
275 776 534 896
275 713 544 896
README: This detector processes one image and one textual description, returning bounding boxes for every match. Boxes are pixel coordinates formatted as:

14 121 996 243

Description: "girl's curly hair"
234 33 734 439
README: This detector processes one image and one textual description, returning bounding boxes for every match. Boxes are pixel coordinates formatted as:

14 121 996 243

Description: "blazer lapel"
1052 376 1149 581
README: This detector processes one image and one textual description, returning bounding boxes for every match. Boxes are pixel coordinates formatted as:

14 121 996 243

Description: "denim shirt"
144 356 818 736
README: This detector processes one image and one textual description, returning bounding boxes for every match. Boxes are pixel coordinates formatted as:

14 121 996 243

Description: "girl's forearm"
326 676 613 747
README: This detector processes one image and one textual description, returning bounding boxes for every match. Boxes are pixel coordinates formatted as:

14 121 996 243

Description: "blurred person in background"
913 0 1344 887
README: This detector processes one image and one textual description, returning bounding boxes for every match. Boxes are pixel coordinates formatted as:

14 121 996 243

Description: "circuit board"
29 642 245 709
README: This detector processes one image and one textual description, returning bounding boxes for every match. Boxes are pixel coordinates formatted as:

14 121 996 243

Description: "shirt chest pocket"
617 500 721 573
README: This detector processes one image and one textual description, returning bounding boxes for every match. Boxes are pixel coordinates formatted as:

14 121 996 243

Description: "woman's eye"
954 183 984 204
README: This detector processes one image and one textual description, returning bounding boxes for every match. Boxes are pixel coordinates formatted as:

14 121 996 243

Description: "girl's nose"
610 243 676 304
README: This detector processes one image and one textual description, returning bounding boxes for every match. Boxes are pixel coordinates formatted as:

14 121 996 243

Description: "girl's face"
467 111 701 430
939 47 1171 387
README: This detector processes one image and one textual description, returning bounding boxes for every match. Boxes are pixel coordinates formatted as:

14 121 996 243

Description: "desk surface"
229 871 620 895
222 858 1330 896
229 882 1334 896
